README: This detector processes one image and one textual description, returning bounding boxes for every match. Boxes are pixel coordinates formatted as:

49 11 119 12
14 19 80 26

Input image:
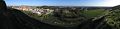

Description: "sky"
4 0 120 7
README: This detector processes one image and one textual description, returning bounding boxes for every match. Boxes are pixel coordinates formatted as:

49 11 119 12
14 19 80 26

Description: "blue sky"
4 0 120 7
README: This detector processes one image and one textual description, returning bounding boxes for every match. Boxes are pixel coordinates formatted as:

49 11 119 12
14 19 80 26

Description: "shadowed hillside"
1 0 120 29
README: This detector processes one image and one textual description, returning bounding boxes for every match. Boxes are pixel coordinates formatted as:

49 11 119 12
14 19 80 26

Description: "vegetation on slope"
22 9 108 27
104 10 120 29
81 9 109 19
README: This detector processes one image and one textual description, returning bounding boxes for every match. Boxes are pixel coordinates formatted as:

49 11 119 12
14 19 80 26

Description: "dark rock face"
0 0 7 10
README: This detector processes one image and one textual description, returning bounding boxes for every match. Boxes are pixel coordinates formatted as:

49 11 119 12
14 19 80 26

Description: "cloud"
102 0 120 6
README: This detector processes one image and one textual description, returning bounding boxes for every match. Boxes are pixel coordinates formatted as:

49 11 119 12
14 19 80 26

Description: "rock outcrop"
0 0 7 10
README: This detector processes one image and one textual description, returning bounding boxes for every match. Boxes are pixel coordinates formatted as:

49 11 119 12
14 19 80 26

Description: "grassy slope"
105 10 120 29
21 9 109 27
22 9 109 21
81 9 109 19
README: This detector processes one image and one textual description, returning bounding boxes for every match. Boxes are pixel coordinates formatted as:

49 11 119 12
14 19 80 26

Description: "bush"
105 10 120 29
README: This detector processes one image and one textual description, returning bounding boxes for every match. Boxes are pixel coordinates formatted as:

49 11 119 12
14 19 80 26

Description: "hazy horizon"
5 0 120 7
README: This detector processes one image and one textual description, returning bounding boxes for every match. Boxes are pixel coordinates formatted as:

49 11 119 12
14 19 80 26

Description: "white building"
31 8 54 15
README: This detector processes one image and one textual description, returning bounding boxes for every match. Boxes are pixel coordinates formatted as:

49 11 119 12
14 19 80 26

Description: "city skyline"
5 0 120 7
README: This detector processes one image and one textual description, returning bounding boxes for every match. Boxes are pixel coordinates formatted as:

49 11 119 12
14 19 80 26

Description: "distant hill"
112 5 120 10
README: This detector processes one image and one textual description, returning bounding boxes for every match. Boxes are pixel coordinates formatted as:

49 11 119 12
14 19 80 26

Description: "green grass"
81 9 109 18
21 9 110 27
22 9 109 19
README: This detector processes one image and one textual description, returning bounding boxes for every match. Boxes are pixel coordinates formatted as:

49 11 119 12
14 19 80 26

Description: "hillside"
1 0 120 29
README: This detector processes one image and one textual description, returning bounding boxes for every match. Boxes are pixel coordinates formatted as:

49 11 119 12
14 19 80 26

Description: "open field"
81 9 109 19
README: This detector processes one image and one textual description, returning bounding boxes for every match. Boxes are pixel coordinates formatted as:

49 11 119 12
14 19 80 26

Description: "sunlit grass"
81 9 109 18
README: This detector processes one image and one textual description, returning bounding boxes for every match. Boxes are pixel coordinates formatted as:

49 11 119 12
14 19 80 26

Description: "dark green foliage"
105 10 120 29
36 6 53 9
22 9 88 27
112 5 120 10
100 5 120 29
22 5 120 29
